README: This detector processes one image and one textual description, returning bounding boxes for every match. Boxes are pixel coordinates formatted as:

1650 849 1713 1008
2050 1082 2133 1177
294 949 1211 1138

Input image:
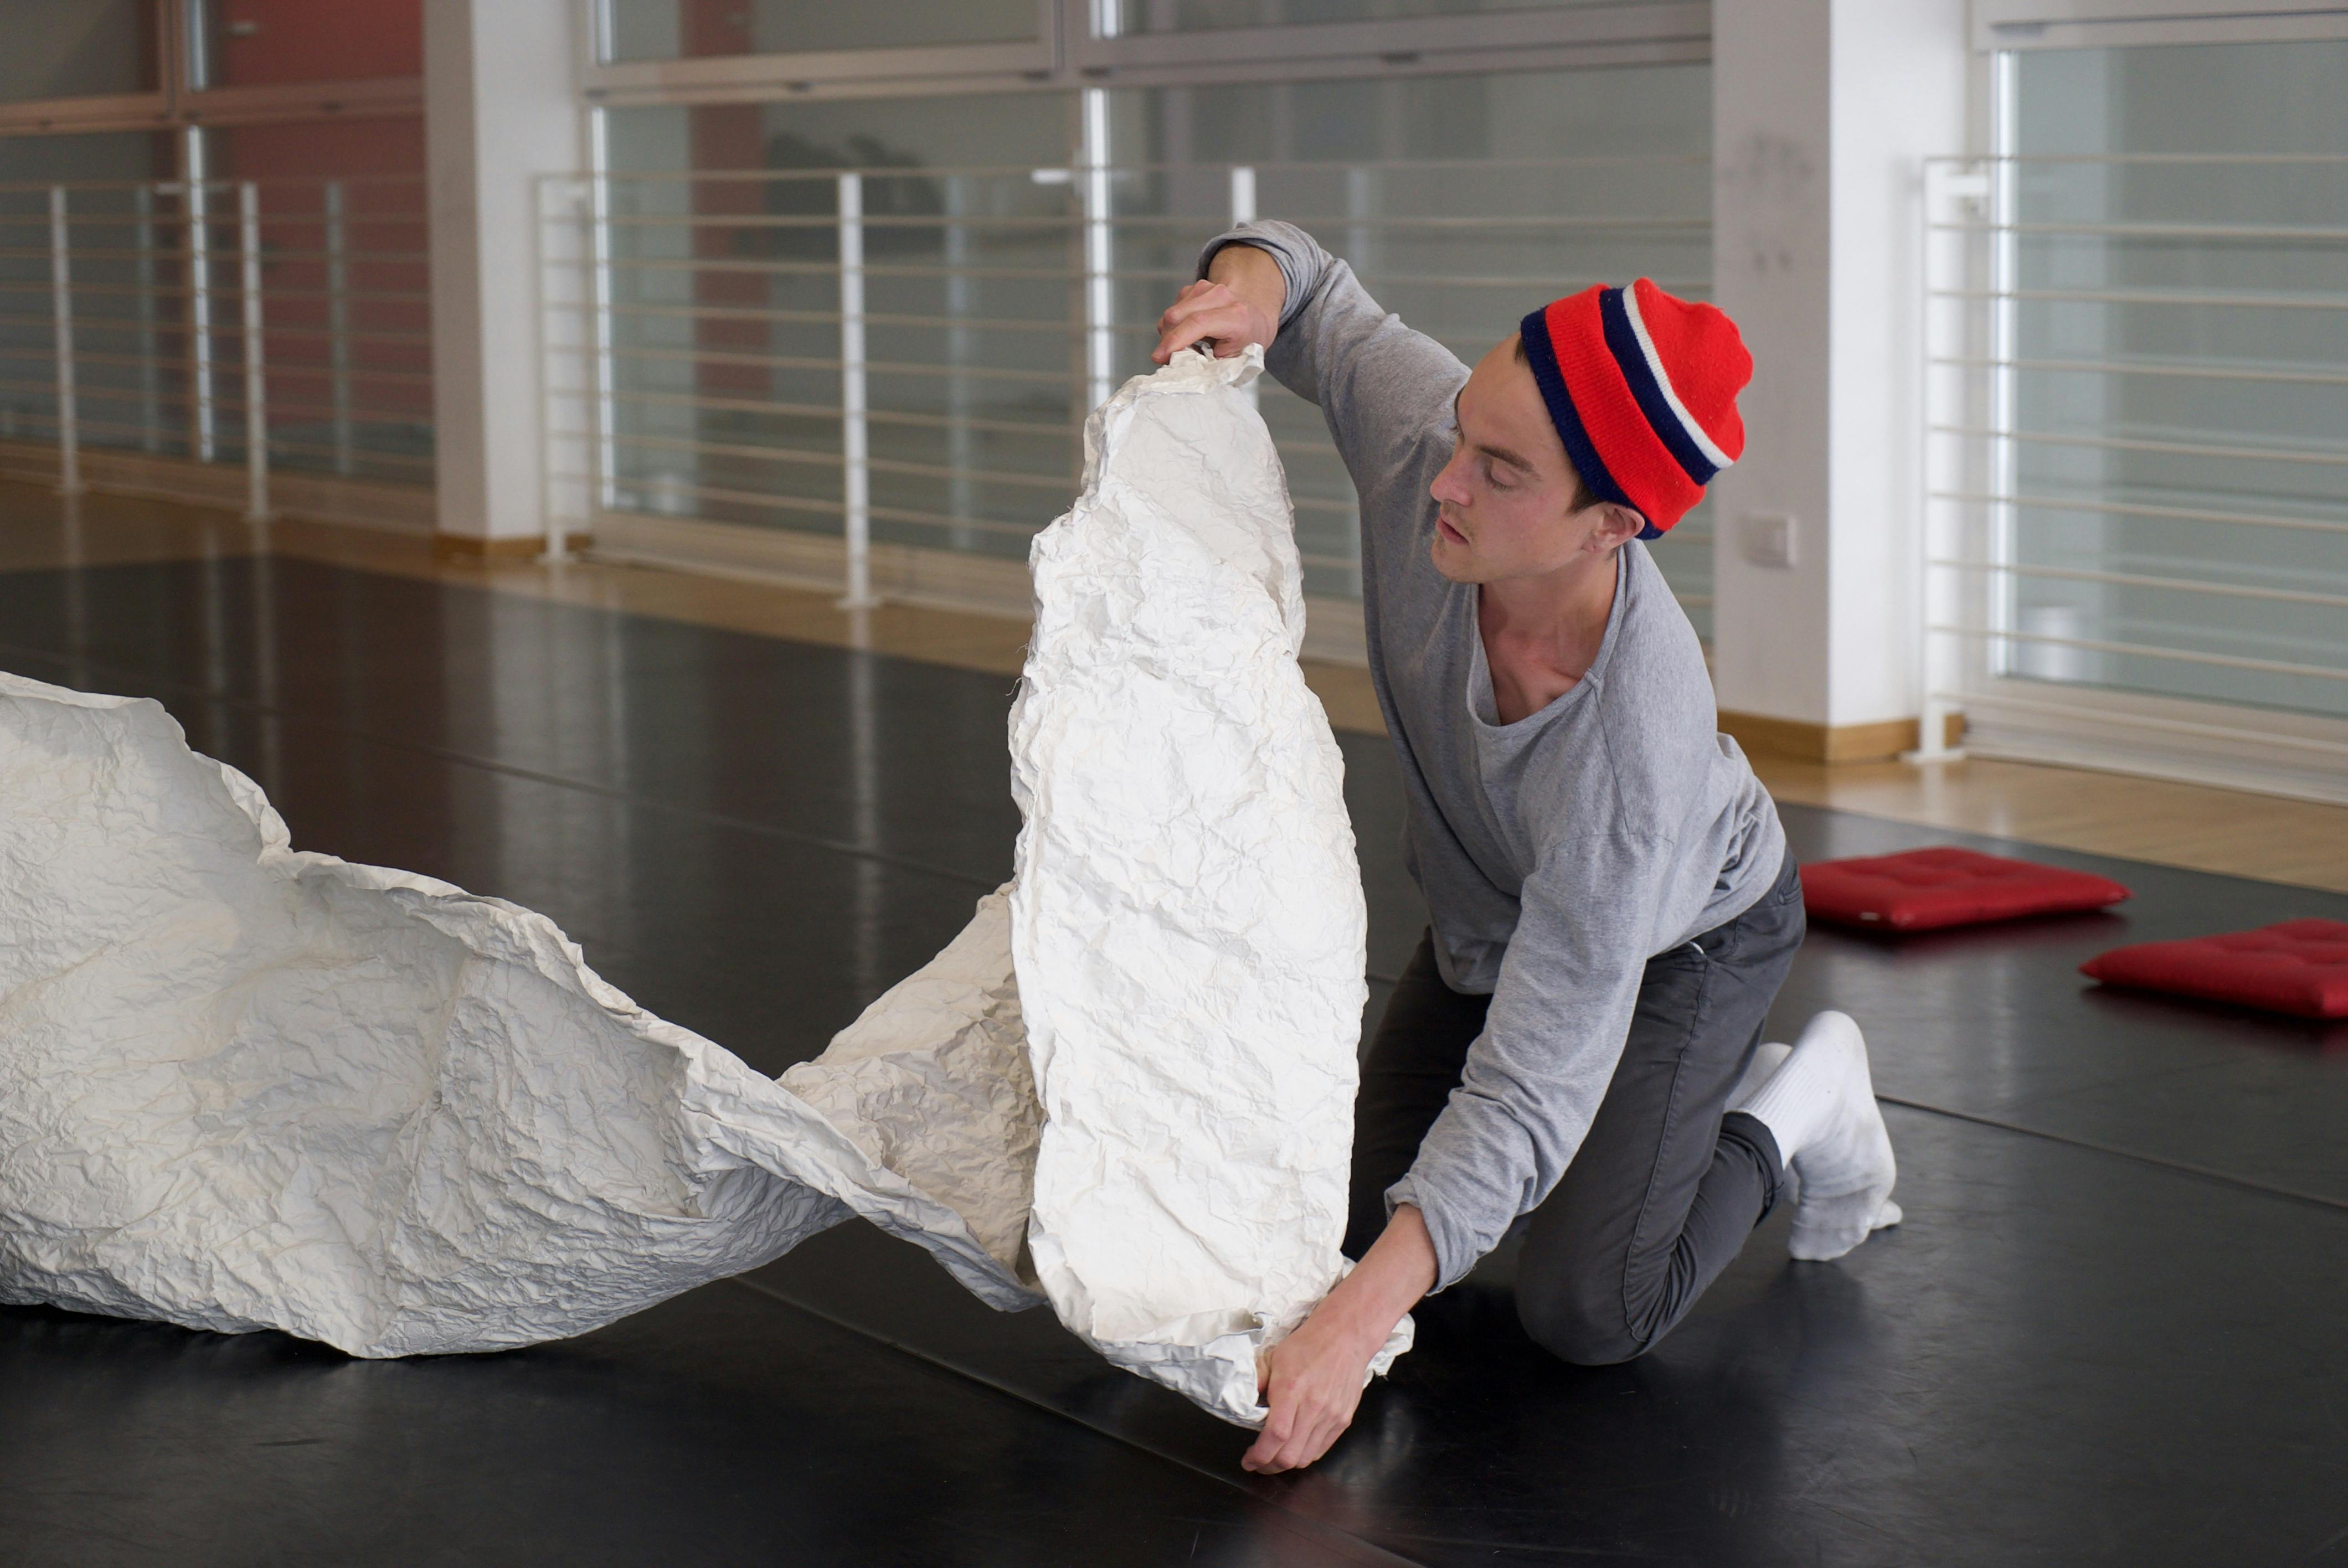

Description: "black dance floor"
3 554 2345 1566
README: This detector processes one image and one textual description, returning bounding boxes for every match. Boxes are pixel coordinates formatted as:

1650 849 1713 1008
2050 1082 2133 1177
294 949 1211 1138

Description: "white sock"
1729 1041 1799 1202
1732 1020 1841 1157
1731 1040 1792 1112
1730 1011 1902 1262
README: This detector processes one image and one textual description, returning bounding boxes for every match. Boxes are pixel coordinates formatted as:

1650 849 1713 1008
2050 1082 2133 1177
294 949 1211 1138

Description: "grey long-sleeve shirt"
1199 221 1786 1290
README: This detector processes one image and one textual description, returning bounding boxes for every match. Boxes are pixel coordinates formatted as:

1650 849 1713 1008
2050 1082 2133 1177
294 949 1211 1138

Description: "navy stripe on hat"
1517 307 1629 511
1598 286 1718 489
1518 306 1666 541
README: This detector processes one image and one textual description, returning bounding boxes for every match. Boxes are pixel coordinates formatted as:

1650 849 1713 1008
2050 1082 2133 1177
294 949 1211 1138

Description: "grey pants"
1346 852 1806 1365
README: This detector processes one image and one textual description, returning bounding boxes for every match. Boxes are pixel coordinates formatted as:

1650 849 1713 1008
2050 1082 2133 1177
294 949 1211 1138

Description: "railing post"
1228 164 1258 408
49 185 82 496
188 172 217 462
1080 87 1115 412
567 189 602 561
238 180 270 522
133 184 159 452
1227 162 1256 225
538 179 584 565
944 172 976 553
1986 53 2019 676
588 157 615 514
836 169 877 611
1908 159 1987 765
1345 164 1374 280
325 179 353 476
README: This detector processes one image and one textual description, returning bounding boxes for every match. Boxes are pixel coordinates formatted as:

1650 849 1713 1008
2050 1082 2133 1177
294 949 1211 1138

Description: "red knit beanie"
1517 280 1751 538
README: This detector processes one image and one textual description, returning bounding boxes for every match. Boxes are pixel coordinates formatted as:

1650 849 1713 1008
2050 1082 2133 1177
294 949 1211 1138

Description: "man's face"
1428 337 1634 584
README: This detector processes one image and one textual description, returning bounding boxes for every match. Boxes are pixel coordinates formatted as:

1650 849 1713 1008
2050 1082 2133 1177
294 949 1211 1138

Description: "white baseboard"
0 441 436 534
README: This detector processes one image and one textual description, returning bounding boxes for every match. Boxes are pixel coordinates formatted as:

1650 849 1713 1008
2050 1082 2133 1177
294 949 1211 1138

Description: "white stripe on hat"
1620 281 1736 473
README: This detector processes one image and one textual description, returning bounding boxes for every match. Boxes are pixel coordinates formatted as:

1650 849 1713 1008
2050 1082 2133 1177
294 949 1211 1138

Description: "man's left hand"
1241 1203 1438 1474
1243 1299 1379 1474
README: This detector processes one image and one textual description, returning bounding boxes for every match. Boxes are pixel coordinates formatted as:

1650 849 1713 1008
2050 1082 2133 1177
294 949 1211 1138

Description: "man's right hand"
1152 244 1286 365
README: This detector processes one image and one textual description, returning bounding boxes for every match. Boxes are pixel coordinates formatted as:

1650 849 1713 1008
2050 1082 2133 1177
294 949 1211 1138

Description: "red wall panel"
210 0 423 86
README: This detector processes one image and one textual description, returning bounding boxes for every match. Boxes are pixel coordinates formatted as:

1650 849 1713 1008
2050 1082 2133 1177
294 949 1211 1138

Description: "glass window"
599 95 1077 562
0 130 167 184
0 121 429 483
1105 68 1712 612
201 119 431 484
192 0 422 89
594 62 1714 624
0 132 177 460
603 0 1042 64
1100 0 1620 33
2004 41 2348 718
0 0 157 103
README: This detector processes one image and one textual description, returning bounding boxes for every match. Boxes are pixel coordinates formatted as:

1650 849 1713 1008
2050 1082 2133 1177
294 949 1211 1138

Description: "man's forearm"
1206 242 1288 335
1320 1204 1436 1355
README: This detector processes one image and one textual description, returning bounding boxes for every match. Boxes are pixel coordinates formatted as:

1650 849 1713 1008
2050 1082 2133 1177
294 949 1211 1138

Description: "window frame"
575 0 1710 106
1921 3 2348 798
579 0 1062 106
1974 0 2348 52
1066 1 1710 79
0 0 422 138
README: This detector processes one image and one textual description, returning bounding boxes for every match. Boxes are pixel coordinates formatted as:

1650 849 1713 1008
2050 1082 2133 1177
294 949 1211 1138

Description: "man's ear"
1593 504 1646 550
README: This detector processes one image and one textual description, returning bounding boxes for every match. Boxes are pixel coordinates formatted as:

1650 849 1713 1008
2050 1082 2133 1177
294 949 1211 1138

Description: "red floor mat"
1800 847 2131 932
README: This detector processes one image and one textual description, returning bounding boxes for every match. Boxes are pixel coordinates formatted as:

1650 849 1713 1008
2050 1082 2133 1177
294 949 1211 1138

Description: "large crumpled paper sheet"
1010 347 1410 1420
0 347 1405 1426
0 675 1037 1356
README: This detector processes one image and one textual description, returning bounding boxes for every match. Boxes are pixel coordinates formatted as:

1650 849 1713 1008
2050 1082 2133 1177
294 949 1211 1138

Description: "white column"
1708 0 1970 750
425 0 583 549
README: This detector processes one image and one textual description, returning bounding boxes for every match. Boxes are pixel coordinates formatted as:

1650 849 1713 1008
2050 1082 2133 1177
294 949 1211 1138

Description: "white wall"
1709 0 1969 731
425 0 583 542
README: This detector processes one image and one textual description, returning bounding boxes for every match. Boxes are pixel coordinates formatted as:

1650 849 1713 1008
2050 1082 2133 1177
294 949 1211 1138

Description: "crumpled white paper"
0 347 1407 1425
1012 347 1409 1416
0 683 1035 1356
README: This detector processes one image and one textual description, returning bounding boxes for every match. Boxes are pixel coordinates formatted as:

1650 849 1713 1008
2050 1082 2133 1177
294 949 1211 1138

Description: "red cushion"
2081 919 2348 1020
1799 847 2133 932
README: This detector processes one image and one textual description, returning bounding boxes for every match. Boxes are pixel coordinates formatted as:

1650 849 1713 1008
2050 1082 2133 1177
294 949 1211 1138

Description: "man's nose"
1430 458 1468 506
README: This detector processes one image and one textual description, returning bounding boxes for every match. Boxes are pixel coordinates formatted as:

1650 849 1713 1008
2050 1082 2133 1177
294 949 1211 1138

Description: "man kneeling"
1150 221 1903 1474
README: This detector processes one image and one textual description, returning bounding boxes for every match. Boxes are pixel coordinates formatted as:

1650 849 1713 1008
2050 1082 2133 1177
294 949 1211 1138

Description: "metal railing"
1917 152 2348 788
539 155 1717 627
0 175 434 513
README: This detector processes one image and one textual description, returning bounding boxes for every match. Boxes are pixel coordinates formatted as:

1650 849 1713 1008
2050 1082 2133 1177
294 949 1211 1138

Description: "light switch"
1741 513 1796 569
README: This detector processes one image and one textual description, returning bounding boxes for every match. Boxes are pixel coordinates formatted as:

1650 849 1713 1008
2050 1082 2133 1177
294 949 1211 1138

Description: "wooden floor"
10 481 2348 895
